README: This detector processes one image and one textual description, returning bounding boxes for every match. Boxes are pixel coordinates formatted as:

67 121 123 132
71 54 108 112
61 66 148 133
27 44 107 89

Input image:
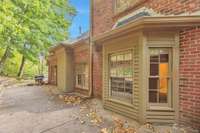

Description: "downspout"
88 0 93 97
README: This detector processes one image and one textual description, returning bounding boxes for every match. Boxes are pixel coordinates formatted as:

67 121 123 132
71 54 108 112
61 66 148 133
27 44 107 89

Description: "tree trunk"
17 55 26 78
0 47 10 73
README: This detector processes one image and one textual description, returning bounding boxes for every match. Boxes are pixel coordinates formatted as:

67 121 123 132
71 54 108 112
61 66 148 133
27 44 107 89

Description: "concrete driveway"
2 77 193 133
0 82 115 133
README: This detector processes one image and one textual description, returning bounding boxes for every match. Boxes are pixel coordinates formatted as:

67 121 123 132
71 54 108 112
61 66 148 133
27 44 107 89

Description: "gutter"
88 0 93 98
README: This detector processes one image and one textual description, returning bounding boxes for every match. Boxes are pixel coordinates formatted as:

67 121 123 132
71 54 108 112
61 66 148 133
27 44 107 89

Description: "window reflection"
109 51 133 103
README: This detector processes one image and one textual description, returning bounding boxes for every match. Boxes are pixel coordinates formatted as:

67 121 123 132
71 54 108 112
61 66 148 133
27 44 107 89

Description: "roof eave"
49 43 72 52
93 16 200 43
71 38 90 48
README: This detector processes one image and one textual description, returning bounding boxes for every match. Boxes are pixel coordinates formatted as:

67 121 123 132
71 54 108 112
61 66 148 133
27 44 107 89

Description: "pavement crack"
39 118 77 133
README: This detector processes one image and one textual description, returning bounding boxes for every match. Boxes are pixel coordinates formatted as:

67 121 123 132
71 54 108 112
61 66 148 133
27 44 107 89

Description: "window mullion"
109 50 133 103
157 51 160 103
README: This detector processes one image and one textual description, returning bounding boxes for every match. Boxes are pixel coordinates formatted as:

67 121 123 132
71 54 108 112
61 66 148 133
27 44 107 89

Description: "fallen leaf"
80 120 85 124
101 128 109 133
58 95 64 99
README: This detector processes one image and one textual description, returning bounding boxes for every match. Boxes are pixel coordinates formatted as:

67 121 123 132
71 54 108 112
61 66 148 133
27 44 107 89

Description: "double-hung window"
109 50 133 103
148 48 172 106
75 63 88 89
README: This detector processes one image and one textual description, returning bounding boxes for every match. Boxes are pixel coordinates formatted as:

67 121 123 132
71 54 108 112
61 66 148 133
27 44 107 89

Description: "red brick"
179 27 200 129
92 0 200 129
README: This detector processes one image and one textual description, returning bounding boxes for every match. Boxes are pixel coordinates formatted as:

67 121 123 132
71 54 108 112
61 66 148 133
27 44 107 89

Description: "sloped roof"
94 16 200 43
49 31 89 52
115 11 151 27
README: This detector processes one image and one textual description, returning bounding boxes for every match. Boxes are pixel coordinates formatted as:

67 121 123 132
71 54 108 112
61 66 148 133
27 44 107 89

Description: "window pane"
125 78 132 93
150 50 159 76
111 61 117 68
78 74 82 85
150 55 159 63
125 53 132 61
150 64 159 76
150 49 159 55
149 78 158 90
160 63 168 77
118 67 124 77
149 48 171 104
75 63 88 88
149 91 158 103
109 51 133 103
159 78 168 103
124 67 132 77
117 54 124 61
160 54 168 63
111 55 117 62
110 68 117 77
159 63 169 103
82 74 86 87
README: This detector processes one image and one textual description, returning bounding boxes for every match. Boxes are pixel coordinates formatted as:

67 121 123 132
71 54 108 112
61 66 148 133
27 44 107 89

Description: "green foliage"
2 50 21 76
2 51 44 78
2 53 46 79
0 0 76 77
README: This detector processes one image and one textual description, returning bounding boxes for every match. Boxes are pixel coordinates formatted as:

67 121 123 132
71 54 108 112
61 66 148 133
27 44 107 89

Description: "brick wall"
73 44 89 64
92 0 114 37
115 0 200 19
92 0 200 37
179 27 200 129
73 43 90 94
145 0 200 15
92 45 102 98
92 0 200 128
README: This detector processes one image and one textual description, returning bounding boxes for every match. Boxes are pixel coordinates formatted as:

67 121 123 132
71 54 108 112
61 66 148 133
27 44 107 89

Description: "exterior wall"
114 0 142 14
65 49 74 92
144 0 200 15
92 0 200 37
143 31 179 124
113 0 200 20
92 0 114 37
74 44 89 64
48 56 57 85
101 31 179 124
179 27 200 129
92 45 103 98
49 47 74 92
103 33 140 121
55 48 67 92
73 42 90 95
92 0 200 128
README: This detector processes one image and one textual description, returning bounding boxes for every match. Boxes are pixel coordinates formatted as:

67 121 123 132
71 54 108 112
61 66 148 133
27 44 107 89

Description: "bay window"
109 50 133 103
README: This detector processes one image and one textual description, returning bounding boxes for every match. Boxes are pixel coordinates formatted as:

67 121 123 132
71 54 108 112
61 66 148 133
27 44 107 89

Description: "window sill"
75 86 89 90
147 106 174 111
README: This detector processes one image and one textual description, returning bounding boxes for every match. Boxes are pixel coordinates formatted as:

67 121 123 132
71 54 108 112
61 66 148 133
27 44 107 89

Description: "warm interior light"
159 63 168 101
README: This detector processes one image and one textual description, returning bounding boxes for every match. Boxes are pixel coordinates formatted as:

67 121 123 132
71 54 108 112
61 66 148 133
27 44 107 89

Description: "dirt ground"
0 77 198 133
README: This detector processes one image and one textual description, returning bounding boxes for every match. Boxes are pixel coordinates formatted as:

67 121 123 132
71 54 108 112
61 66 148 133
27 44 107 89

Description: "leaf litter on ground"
58 94 82 105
